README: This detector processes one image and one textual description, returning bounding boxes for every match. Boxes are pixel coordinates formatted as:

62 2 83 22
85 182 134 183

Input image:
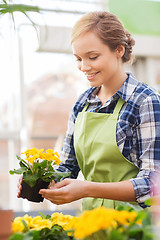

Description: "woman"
20 11 160 210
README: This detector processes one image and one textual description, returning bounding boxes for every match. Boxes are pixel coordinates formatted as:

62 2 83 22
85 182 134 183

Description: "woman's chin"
89 82 101 88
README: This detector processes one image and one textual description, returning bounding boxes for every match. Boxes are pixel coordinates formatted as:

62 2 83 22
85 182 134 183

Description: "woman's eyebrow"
74 51 99 57
86 50 99 54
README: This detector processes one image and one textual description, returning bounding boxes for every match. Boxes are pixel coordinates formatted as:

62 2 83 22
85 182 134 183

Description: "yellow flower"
67 207 116 239
115 210 138 226
29 216 42 227
43 150 61 165
21 148 61 165
67 207 139 239
21 148 44 164
52 155 61 166
21 148 44 157
22 214 32 227
51 212 74 230
11 214 32 233
46 149 54 155
30 216 52 230
26 156 37 164
12 217 25 233
54 151 60 158
11 212 73 235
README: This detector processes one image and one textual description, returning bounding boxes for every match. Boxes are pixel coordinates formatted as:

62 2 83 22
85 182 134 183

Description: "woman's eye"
76 58 81 62
89 56 98 60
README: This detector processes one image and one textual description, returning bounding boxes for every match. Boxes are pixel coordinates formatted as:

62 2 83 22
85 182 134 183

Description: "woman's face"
72 31 123 88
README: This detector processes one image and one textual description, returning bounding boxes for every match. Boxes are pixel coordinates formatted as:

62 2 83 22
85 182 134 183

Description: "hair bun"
122 29 135 63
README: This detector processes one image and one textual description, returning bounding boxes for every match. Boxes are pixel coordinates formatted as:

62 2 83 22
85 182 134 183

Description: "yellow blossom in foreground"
11 212 73 234
30 216 52 230
12 219 25 233
12 214 33 233
51 212 74 230
67 207 138 239
114 210 138 226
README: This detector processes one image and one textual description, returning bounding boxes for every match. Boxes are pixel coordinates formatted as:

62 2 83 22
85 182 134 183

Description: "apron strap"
81 102 89 112
112 97 125 117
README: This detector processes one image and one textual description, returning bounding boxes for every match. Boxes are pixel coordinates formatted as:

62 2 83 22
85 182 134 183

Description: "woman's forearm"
85 180 136 202
39 179 136 205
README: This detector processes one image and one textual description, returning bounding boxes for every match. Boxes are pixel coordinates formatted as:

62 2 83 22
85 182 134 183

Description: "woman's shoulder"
127 73 160 108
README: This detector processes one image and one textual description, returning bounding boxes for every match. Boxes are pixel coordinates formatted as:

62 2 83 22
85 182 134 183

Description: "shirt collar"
87 87 101 103
116 72 139 102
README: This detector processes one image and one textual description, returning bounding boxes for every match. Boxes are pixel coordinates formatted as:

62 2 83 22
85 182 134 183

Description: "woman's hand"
39 179 88 205
17 177 22 198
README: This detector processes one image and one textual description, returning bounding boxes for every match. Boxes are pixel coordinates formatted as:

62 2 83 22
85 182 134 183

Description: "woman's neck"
97 72 128 104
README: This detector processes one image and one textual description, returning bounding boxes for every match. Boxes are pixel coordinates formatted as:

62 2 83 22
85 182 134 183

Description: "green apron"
74 97 139 211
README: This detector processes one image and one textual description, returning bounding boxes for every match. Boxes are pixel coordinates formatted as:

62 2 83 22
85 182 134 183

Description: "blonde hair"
71 11 135 63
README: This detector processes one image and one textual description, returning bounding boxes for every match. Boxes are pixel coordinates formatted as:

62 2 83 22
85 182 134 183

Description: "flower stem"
28 163 34 174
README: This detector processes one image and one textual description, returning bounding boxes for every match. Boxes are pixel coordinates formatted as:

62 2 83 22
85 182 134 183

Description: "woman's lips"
86 72 100 80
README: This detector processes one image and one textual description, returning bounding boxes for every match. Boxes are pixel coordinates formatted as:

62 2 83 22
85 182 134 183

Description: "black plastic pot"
20 177 50 202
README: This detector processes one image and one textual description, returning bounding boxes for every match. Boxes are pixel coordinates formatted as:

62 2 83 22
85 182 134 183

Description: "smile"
85 72 100 80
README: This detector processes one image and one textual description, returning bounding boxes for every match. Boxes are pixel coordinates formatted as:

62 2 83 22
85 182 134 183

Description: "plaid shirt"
58 72 160 208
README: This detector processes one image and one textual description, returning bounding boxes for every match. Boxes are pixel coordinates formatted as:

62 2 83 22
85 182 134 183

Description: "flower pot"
20 178 50 203
0 210 13 240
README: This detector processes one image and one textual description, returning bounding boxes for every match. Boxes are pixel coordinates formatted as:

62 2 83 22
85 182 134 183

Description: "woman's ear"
116 45 125 59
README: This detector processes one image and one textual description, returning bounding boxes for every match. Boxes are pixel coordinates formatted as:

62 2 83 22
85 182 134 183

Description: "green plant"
9 148 70 187
67 205 154 240
10 212 75 240
0 0 40 26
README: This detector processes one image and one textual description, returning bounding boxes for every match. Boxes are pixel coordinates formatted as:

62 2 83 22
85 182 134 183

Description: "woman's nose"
79 60 91 72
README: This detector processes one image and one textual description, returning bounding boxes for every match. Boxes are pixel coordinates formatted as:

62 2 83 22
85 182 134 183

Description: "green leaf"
51 172 71 179
30 230 40 239
144 199 152 206
142 226 155 240
42 172 55 178
38 212 51 220
23 173 39 187
9 233 23 240
38 212 46 219
32 160 49 174
142 211 152 227
22 230 40 240
38 160 48 169
9 167 27 175
32 162 40 172
0 4 40 15
19 161 27 167
40 171 71 182
116 203 142 212
127 223 143 238
16 155 23 161
16 155 30 169
107 229 127 240
21 220 29 232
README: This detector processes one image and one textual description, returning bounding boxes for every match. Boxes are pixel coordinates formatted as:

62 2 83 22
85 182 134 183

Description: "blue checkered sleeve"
130 92 160 206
